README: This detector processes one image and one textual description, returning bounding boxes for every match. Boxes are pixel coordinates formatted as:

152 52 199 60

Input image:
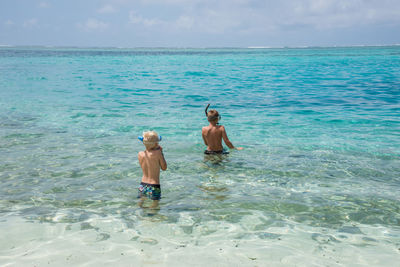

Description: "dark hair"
207 109 220 122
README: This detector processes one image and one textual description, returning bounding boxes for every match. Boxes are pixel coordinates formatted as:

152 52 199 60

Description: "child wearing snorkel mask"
137 131 167 201
202 104 243 154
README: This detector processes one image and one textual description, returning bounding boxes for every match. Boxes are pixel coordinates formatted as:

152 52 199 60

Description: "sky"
1 0 400 47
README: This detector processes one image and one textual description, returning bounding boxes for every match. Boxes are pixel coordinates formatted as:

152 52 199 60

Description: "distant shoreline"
0 44 400 50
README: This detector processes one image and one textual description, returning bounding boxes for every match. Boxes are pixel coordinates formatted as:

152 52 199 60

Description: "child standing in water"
202 104 243 154
137 131 167 202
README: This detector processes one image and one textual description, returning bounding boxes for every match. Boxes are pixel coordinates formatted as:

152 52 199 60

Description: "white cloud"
128 11 164 26
124 0 400 34
77 18 109 31
5 20 14 26
179 8 239 34
175 16 194 30
275 0 400 30
97 5 117 14
128 8 240 33
39 2 49 8
23 18 38 28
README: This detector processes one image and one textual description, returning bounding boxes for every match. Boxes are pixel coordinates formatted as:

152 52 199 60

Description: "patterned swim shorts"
138 182 161 200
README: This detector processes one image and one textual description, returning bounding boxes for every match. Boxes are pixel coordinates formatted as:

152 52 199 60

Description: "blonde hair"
142 131 159 145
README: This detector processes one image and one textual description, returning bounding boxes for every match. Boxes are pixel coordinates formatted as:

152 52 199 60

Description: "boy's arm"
138 152 143 165
221 126 235 149
202 127 208 146
222 126 243 150
158 147 167 171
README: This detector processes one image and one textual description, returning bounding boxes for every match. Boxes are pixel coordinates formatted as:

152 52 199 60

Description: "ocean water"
0 46 399 266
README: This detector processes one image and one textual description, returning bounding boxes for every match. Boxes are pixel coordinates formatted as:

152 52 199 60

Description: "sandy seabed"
1 214 399 267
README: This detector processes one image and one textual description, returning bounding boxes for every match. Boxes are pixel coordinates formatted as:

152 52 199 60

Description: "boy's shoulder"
217 124 225 131
202 125 225 132
141 148 162 156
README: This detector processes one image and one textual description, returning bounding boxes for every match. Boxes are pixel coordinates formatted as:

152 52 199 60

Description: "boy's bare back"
202 124 233 151
138 147 167 185
202 106 243 152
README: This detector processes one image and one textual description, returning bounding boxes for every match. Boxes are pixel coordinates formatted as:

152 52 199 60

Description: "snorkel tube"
205 103 221 122
205 103 210 117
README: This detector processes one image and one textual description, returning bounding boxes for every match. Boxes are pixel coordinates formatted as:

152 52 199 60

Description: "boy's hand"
156 145 164 154
236 147 244 150
158 145 165 157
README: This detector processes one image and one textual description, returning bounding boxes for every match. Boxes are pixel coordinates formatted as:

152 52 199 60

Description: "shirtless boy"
138 131 167 201
202 104 243 154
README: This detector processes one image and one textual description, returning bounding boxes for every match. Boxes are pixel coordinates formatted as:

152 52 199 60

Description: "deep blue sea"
0 46 399 266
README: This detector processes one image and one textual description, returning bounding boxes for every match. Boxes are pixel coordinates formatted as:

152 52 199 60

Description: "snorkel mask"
205 104 221 121
138 134 162 144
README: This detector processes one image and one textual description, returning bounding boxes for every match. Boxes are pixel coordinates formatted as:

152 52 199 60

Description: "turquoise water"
0 46 399 265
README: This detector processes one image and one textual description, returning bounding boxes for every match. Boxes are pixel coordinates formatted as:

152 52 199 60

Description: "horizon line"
1 44 400 49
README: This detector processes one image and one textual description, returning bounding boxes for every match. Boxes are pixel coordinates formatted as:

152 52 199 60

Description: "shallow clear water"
0 46 399 266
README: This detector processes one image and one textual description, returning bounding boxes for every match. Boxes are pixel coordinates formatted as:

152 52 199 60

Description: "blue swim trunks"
138 182 161 200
